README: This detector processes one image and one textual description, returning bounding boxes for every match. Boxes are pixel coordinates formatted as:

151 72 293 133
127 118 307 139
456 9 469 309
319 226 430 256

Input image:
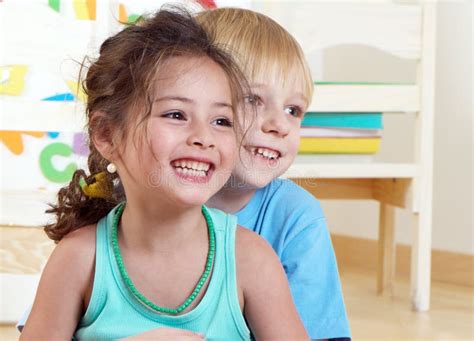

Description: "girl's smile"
171 157 214 184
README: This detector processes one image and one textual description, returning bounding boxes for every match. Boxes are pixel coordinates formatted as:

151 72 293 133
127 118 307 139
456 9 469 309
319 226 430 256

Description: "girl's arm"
236 226 309 340
20 225 96 340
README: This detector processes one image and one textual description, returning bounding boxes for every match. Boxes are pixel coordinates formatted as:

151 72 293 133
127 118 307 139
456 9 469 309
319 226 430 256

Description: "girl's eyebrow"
154 96 232 108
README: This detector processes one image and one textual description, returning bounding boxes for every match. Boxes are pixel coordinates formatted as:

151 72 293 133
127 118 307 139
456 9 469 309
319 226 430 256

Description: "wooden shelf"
283 158 419 179
308 84 419 113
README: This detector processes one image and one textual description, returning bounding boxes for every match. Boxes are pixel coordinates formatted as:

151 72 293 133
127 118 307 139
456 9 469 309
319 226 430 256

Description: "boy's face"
232 79 307 189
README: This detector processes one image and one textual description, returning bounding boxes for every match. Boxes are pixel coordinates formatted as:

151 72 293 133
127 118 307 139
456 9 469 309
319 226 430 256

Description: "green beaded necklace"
111 202 216 315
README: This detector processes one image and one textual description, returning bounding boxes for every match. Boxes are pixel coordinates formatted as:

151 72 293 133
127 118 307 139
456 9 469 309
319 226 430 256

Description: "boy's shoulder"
263 178 323 218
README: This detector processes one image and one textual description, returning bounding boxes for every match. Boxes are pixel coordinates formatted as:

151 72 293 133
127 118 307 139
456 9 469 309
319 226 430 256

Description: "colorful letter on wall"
39 142 77 183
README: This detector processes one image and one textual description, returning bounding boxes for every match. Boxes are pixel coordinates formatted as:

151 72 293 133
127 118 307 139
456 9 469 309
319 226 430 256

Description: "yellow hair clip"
81 172 111 199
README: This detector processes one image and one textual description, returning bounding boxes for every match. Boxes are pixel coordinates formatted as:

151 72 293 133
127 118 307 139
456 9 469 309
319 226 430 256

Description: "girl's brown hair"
44 7 248 242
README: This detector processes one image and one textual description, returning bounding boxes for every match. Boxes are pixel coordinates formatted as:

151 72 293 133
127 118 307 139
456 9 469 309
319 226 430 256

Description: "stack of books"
299 112 383 154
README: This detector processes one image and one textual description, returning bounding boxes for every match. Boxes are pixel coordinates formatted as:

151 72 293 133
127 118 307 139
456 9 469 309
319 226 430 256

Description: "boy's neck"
206 183 257 214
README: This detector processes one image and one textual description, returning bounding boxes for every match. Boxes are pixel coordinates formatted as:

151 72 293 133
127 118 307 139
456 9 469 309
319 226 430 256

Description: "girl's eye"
213 117 234 127
163 111 185 120
244 94 262 105
285 106 303 118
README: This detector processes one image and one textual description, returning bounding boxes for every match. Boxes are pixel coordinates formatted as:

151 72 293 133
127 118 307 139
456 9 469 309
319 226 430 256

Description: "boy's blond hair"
196 8 313 109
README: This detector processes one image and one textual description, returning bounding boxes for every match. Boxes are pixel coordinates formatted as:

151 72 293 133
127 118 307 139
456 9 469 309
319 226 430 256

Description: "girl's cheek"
222 134 237 155
223 140 237 158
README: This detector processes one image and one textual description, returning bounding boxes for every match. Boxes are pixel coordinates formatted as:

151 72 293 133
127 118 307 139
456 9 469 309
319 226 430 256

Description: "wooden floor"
1 267 472 340
339 268 473 340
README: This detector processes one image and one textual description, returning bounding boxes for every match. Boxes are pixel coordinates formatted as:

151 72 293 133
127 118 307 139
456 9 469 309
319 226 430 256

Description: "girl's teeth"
175 167 207 177
172 160 210 176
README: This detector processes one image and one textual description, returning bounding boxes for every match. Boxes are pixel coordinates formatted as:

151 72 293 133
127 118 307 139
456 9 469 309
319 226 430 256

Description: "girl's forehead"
153 56 227 90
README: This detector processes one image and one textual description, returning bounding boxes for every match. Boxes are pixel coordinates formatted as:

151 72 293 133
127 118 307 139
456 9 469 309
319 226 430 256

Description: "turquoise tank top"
75 204 251 340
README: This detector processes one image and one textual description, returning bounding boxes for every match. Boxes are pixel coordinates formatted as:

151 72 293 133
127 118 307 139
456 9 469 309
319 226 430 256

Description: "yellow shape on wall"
66 80 87 102
0 65 28 96
118 3 127 23
118 3 140 24
73 0 96 20
0 131 45 155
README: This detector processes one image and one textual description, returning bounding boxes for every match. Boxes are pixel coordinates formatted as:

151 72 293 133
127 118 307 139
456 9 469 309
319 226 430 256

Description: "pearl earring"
107 163 117 174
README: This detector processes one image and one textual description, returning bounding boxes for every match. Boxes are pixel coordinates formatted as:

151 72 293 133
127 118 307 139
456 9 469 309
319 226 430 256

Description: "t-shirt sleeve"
281 217 351 340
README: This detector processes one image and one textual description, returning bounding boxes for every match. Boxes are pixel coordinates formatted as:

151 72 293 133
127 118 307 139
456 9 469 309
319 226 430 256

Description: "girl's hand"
123 327 205 340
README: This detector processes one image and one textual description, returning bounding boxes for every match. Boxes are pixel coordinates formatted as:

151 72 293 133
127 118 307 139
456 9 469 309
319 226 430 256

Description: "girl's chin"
172 196 211 208
171 185 223 207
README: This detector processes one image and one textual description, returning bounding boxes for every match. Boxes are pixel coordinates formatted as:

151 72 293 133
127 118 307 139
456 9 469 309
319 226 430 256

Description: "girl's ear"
89 111 116 161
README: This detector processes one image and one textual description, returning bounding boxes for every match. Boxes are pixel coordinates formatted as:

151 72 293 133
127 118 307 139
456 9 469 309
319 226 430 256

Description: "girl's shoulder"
50 224 98 301
58 224 97 264
234 225 282 288
21 225 98 338
234 225 271 257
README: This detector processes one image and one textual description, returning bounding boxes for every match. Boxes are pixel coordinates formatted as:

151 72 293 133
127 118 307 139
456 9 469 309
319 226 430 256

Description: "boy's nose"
261 109 290 137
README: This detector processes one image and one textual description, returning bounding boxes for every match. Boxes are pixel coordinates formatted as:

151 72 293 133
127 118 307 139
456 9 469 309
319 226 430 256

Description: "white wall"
322 2 473 255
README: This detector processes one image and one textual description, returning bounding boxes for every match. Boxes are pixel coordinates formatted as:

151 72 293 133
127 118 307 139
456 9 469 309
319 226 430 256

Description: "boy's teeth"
254 147 279 160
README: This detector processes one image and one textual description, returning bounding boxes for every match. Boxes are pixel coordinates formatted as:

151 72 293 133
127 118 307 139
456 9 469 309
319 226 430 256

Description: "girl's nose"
187 123 216 149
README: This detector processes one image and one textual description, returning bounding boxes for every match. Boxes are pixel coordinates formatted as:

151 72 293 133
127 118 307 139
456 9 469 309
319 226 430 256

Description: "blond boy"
200 8 351 340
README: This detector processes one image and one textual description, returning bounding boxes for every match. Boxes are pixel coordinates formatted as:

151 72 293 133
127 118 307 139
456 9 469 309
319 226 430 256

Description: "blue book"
302 112 383 130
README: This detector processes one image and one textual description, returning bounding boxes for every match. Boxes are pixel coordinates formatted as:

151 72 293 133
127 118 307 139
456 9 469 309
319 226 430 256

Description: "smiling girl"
20 8 308 340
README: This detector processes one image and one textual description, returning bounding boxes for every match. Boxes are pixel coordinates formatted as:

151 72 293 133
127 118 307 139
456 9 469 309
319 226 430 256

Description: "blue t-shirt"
235 178 351 340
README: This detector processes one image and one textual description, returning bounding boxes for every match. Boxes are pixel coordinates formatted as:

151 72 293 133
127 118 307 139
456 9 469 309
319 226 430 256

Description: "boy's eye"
244 94 262 105
285 106 303 118
213 117 234 127
163 111 186 120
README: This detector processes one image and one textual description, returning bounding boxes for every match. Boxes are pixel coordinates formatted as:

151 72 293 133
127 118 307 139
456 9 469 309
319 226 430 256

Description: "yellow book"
298 137 381 154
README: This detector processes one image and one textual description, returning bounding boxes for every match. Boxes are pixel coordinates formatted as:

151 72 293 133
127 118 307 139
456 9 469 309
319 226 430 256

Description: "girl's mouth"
170 159 214 183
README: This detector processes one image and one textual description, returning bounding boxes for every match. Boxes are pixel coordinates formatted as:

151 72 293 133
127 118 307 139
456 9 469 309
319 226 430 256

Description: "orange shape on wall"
0 131 45 155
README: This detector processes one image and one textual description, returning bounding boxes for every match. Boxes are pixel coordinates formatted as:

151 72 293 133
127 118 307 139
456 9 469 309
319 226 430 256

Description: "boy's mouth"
248 146 281 161
171 159 213 178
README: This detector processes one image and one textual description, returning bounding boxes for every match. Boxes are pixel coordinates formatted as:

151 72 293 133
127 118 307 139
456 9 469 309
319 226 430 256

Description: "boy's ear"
89 111 116 160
